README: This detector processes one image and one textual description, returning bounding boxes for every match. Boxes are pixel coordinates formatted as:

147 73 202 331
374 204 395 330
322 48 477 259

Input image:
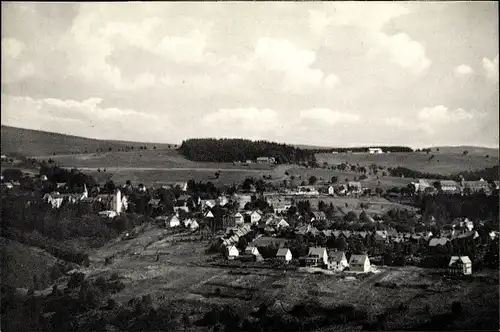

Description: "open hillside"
1 125 178 157
316 152 499 175
428 146 499 157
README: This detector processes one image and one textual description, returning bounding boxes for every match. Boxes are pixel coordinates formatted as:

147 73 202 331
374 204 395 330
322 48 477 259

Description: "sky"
1 2 498 148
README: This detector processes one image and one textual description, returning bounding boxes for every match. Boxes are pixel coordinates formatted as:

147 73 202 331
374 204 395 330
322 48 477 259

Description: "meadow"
315 152 499 175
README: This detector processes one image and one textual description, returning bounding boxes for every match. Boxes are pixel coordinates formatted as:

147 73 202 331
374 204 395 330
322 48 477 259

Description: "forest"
178 138 317 163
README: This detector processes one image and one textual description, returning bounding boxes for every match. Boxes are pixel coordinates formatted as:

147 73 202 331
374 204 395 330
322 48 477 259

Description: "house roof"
440 180 459 187
149 198 160 205
311 211 326 219
449 256 472 265
429 238 449 246
328 251 346 262
349 254 368 264
308 247 326 257
276 248 291 256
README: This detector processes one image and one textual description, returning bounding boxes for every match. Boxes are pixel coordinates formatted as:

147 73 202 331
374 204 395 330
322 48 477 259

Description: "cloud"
324 73 340 89
308 9 332 34
371 32 431 74
417 105 484 123
454 64 473 76
1 94 170 142
482 54 499 83
300 108 360 125
2 38 26 59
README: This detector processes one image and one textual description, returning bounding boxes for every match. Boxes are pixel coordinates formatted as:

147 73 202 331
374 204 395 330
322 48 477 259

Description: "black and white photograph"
1 2 499 331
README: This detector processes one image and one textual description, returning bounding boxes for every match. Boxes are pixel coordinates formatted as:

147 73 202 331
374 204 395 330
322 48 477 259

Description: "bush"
67 272 85 289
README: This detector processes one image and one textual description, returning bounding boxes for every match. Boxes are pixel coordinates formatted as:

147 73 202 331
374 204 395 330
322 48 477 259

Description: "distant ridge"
1 125 177 157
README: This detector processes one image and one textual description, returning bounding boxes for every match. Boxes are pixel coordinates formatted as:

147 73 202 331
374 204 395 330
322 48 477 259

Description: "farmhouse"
205 210 214 218
165 215 180 228
311 211 326 221
276 248 293 263
305 247 328 267
234 212 244 224
250 211 262 224
237 195 252 210
368 148 383 154
256 156 276 164
347 182 362 194
327 251 348 271
348 254 371 273
225 245 239 260
244 246 260 256
448 256 472 275
327 185 335 196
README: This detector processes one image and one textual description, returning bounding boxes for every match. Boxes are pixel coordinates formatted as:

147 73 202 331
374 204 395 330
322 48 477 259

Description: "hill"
428 146 499 157
1 125 178 157
316 152 499 175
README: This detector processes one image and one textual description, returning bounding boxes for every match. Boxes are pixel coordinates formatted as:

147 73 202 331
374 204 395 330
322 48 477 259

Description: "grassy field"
1 125 177 157
315 152 498 175
49 222 498 331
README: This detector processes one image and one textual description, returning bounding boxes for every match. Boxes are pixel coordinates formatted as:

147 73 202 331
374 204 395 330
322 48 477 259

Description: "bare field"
36 150 275 171
70 222 498 331
315 152 498 175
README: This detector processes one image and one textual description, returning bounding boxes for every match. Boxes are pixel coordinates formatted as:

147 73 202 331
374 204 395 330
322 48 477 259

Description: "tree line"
178 138 317 164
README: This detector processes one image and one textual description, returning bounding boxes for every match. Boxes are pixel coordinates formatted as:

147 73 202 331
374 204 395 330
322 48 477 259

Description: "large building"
256 157 276 164
368 148 383 154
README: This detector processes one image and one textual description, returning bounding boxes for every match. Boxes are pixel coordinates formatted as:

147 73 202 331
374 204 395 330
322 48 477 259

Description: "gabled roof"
349 254 369 264
322 230 333 237
449 256 471 265
308 247 326 257
148 198 161 205
429 237 449 246
205 210 214 218
328 251 346 262
311 211 326 219
276 248 291 257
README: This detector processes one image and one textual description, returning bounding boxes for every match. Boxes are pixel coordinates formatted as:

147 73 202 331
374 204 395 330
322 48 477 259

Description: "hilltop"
1 126 178 157
428 146 499 157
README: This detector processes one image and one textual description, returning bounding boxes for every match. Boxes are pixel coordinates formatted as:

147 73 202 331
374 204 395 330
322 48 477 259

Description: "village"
2 154 498 281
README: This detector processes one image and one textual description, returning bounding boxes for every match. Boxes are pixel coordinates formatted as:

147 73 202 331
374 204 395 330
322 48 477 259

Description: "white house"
225 245 239 260
244 246 260 256
205 210 214 218
306 247 328 266
189 220 199 231
368 148 383 154
328 186 335 196
276 248 293 263
234 212 244 225
250 211 261 224
174 182 188 192
348 254 371 273
448 256 472 275
166 215 180 228
275 218 289 229
99 210 117 218
327 251 349 271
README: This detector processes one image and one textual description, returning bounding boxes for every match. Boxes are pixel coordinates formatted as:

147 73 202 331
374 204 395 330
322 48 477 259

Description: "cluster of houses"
224 243 371 273
411 178 499 195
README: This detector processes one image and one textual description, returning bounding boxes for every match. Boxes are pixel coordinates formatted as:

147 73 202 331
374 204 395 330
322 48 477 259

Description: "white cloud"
328 3 410 31
324 73 340 88
2 38 26 59
300 108 360 125
371 32 431 74
482 54 499 83
384 117 406 127
418 105 486 125
308 10 332 34
454 64 473 76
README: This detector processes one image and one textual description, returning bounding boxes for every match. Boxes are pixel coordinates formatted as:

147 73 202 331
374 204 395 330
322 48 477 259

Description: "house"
275 218 289 229
176 194 190 206
244 246 260 256
237 195 252 210
173 182 188 192
225 245 239 260
256 156 276 164
138 184 147 192
188 220 199 231
327 251 349 271
368 148 383 154
328 185 335 196
463 179 490 194
202 200 216 210
439 180 460 193
348 254 371 273
276 248 293 263
311 211 326 221
266 196 291 213
297 186 319 196
173 206 189 213
305 247 328 266
166 215 180 228
205 210 214 218
448 256 472 275
413 179 431 192
234 212 244 225
347 182 362 194
428 237 449 247
250 211 262 224
43 193 64 208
